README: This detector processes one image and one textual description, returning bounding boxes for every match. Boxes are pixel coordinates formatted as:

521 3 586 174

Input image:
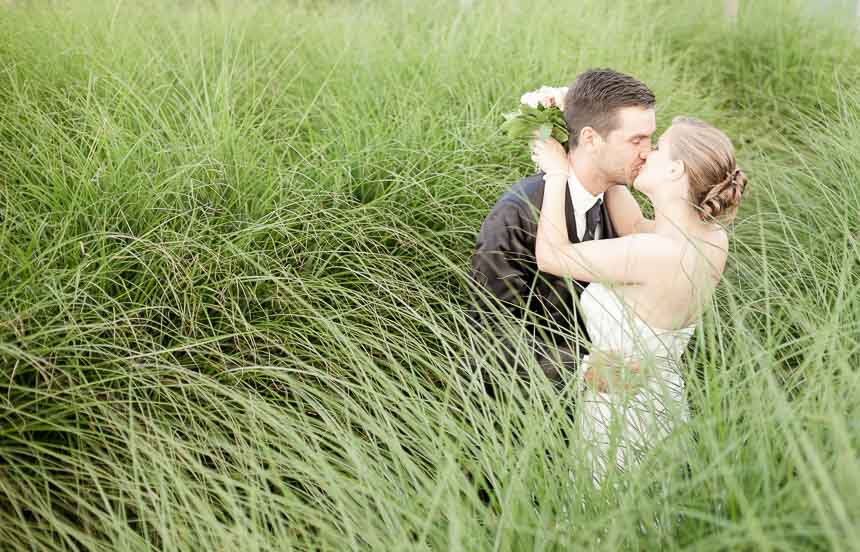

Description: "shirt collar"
568 167 604 213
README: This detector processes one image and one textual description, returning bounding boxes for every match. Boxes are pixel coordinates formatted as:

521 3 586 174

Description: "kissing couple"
468 68 748 485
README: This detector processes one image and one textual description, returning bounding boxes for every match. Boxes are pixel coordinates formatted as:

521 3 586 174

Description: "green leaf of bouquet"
520 105 542 117
501 119 529 138
538 124 552 140
502 110 522 122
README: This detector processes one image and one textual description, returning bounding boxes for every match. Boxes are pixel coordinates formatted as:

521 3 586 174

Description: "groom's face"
595 106 656 186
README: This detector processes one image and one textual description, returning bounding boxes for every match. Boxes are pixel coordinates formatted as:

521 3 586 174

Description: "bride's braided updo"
670 116 748 223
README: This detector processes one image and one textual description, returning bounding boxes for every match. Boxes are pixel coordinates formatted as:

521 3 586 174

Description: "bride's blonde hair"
670 116 748 223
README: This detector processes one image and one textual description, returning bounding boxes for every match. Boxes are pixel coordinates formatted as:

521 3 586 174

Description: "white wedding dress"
575 282 697 487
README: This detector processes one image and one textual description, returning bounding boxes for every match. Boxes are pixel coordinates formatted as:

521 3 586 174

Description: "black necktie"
582 199 603 242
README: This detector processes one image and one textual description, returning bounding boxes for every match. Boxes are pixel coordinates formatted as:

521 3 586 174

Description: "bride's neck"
653 195 706 239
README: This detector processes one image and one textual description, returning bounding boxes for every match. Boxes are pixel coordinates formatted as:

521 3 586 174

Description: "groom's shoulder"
495 173 545 209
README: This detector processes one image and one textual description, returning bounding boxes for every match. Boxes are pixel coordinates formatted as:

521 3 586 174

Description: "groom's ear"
579 126 602 151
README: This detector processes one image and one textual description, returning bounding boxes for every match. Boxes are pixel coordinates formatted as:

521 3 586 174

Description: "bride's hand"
530 136 569 177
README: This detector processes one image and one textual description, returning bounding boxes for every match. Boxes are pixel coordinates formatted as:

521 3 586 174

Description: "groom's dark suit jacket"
469 172 617 364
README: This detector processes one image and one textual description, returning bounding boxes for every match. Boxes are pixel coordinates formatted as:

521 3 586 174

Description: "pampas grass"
1 0 858 549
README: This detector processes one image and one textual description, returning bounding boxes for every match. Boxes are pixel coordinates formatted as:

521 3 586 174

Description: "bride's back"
614 224 729 331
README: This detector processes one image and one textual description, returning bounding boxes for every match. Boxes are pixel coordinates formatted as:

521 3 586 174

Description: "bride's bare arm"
536 170 676 284
534 172 575 253
537 230 676 283
605 185 655 235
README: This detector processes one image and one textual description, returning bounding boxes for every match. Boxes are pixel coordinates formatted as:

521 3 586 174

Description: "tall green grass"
1 0 858 549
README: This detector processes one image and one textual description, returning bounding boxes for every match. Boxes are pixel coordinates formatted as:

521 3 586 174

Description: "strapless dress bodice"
580 282 696 362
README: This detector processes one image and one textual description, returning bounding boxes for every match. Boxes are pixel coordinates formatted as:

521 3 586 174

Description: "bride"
530 116 747 485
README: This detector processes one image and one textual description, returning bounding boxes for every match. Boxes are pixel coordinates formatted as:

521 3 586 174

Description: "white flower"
519 90 541 109
520 85 568 111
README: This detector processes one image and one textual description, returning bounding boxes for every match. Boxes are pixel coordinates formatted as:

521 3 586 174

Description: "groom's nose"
640 142 652 157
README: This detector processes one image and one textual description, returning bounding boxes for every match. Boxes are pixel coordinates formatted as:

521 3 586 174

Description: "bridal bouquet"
501 85 570 145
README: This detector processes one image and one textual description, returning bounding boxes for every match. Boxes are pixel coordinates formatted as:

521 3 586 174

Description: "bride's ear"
670 159 686 180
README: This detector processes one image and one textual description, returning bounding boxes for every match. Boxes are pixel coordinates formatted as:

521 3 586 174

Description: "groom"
468 68 656 395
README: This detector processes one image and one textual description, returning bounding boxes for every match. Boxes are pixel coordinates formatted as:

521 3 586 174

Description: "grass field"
1 0 859 549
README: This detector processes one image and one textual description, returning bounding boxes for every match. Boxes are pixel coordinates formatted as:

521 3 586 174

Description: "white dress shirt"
568 167 604 241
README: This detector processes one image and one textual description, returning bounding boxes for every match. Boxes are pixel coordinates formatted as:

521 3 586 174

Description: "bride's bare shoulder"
695 225 730 277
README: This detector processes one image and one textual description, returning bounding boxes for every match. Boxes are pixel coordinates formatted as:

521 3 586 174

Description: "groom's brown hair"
563 68 655 148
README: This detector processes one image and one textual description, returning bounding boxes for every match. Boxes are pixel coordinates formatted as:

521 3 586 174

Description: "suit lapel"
598 199 615 240
564 181 579 243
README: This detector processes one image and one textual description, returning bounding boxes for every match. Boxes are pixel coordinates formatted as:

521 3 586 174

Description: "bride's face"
633 127 682 196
